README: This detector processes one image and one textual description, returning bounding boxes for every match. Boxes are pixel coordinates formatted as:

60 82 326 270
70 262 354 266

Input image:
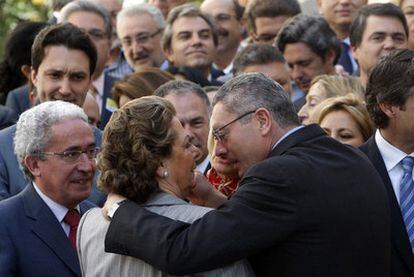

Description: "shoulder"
0 192 24 221
145 193 213 223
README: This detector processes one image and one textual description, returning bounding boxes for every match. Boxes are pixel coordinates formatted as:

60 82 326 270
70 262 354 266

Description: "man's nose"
58 78 72 96
76 153 96 173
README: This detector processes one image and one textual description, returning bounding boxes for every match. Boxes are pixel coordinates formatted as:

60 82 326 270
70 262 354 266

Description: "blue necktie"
338 42 353 74
399 156 414 252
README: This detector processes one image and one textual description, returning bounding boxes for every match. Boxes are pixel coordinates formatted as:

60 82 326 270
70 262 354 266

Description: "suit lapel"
362 138 414 274
22 184 81 276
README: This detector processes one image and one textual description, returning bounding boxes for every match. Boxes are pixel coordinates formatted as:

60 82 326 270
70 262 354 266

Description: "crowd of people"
0 0 414 276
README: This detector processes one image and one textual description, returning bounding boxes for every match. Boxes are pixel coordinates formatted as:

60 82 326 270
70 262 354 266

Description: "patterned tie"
399 156 414 252
338 42 353 74
64 209 80 250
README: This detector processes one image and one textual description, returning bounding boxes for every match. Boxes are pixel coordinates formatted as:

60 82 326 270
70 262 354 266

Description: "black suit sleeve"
105 162 298 275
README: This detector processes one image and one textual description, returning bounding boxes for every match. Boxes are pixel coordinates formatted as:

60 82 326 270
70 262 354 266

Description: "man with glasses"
117 3 166 71
0 101 96 276
0 23 104 206
245 0 301 45
200 0 244 82
104 72 390 276
60 0 119 129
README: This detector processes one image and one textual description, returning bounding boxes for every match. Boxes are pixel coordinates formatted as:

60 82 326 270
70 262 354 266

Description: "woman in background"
298 74 364 124
313 94 374 147
111 66 174 107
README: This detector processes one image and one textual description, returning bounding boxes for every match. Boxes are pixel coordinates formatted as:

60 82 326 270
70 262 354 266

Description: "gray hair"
213 73 299 128
161 3 218 52
117 3 165 31
59 0 112 39
14 101 88 181
154 80 211 116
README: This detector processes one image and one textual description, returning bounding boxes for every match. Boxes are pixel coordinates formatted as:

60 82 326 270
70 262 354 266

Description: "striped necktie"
400 156 414 252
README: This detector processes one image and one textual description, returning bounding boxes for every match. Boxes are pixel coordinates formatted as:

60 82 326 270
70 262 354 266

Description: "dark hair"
162 3 219 51
31 23 97 76
98 96 177 203
276 14 341 64
246 0 301 33
350 3 408 47
155 79 211 110
0 21 48 100
112 67 175 107
213 72 299 128
365 48 414 128
233 44 286 75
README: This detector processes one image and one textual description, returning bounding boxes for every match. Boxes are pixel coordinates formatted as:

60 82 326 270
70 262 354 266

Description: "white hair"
14 101 88 181
117 3 165 32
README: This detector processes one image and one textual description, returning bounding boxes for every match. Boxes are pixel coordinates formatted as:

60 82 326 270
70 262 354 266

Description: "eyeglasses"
81 28 109 41
41 147 100 163
212 110 255 142
213 13 236 23
121 29 163 46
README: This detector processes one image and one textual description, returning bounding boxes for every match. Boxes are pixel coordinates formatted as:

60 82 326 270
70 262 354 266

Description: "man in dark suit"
5 84 32 116
360 48 414 277
0 23 105 206
104 73 390 277
0 100 97 276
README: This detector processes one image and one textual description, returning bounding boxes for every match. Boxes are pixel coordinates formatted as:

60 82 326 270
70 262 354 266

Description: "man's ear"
325 48 337 67
254 108 272 136
25 156 41 178
31 67 38 87
379 102 397 119
163 47 175 64
20 65 31 80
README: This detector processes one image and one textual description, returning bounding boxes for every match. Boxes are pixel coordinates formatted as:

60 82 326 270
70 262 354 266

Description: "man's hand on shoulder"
102 192 126 220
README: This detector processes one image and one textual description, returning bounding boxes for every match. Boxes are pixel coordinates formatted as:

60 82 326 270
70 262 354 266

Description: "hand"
188 171 227 208
102 192 126 220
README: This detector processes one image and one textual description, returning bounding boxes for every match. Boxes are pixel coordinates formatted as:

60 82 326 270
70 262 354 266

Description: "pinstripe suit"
77 193 254 277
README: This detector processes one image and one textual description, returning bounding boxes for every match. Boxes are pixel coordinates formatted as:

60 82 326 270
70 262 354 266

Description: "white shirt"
196 155 210 174
92 73 104 114
375 130 414 203
33 182 80 236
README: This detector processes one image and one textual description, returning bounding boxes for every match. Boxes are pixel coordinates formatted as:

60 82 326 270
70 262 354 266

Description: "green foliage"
0 0 49 58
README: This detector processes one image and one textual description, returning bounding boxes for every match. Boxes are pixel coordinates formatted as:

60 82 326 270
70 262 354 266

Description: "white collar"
92 73 105 97
375 129 414 173
33 182 80 223
196 155 210 173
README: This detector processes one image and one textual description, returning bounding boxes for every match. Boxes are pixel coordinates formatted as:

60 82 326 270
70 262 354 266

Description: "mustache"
217 28 229 37
132 51 149 61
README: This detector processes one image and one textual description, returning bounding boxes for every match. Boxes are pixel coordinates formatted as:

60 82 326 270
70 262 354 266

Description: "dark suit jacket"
360 137 414 277
98 72 118 130
105 125 390 277
0 124 105 206
0 183 94 276
5 85 31 116
0 105 18 130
